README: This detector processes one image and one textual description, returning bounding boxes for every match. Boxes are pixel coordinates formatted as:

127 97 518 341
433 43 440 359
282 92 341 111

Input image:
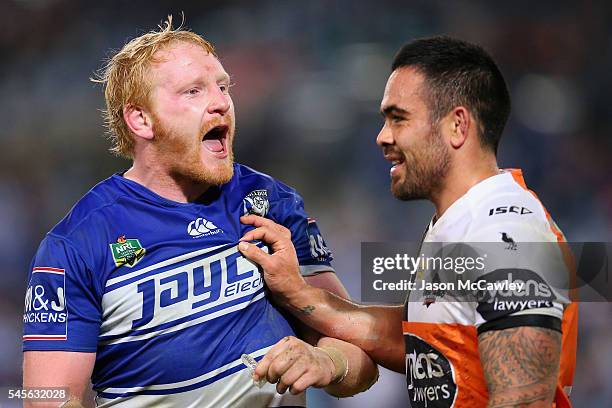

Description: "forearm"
316 336 379 398
236 218 405 371
281 285 405 372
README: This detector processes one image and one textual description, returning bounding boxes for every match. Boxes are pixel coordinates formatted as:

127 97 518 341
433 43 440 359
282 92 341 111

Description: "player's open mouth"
385 155 405 176
202 125 229 158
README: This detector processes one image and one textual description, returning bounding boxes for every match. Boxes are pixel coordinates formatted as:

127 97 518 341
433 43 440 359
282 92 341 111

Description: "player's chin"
202 160 234 185
391 180 420 201
390 175 404 195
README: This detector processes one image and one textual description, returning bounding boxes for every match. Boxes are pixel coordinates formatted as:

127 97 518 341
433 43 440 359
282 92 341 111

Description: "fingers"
239 216 291 243
239 226 288 249
240 214 282 229
254 336 292 381
238 222 296 273
237 241 271 268
253 336 334 395
276 363 307 394
289 373 317 395
238 221 303 298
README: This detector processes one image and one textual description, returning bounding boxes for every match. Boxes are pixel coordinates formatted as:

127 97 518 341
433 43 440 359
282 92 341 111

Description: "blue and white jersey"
23 163 334 407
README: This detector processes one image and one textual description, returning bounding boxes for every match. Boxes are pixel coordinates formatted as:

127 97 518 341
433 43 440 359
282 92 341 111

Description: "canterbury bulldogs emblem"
243 190 270 217
187 217 222 237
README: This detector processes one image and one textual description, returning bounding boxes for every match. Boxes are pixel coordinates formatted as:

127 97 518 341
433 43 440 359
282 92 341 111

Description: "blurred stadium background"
1 0 611 406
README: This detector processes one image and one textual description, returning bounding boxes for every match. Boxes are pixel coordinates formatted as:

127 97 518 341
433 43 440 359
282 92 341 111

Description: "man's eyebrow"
381 105 410 117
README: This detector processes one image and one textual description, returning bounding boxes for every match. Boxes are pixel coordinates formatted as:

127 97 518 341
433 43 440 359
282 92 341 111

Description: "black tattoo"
478 326 561 407
300 305 316 315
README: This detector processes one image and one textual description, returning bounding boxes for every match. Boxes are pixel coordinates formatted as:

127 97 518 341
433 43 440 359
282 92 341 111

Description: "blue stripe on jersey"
98 352 268 399
98 361 247 398
92 296 294 389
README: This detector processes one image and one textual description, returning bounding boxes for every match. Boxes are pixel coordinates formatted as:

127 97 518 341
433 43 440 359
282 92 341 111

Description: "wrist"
276 274 309 304
283 280 320 315
315 346 349 384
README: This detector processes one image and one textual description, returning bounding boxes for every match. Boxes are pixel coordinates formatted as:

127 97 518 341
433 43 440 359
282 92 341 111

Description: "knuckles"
262 336 332 395
290 384 305 394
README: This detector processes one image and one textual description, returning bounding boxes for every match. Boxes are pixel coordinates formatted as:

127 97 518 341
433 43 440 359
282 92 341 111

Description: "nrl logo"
110 235 146 268
243 189 270 217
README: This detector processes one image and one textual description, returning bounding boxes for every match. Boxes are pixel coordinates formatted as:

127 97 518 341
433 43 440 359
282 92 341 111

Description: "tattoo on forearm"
300 305 315 315
478 326 561 407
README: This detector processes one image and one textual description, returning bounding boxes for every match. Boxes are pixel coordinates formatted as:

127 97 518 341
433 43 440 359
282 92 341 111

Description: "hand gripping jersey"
23 163 334 407
403 169 577 408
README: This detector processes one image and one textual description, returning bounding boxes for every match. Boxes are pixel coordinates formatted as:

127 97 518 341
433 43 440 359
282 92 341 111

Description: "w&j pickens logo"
23 267 67 341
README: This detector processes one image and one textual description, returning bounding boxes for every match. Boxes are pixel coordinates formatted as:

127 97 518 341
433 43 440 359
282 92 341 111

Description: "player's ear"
123 103 154 141
447 106 470 149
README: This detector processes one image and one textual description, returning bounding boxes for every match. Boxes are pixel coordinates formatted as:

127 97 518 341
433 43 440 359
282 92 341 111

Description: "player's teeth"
392 161 399 166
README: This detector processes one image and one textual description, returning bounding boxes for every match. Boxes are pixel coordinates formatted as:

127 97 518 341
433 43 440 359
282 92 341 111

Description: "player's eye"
219 82 233 94
185 88 200 96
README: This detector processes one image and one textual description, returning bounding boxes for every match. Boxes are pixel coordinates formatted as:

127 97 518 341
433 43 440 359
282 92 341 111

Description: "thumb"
238 241 270 268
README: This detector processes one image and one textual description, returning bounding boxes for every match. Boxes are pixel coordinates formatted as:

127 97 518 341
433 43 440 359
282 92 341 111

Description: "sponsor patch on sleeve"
23 267 68 341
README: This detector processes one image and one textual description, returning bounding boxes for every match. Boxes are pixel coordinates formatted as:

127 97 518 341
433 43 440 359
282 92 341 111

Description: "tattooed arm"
478 326 562 408
238 215 406 373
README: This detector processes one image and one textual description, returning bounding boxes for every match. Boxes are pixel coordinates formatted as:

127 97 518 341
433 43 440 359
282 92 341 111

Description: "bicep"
478 326 561 407
24 351 95 406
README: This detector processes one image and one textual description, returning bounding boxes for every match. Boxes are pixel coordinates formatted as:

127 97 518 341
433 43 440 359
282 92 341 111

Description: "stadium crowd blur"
1 0 610 406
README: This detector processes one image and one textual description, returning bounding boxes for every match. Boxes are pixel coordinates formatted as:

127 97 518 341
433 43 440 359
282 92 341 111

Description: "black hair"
392 36 511 153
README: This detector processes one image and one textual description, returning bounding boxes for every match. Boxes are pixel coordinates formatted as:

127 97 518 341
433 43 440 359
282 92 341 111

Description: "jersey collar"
426 169 523 239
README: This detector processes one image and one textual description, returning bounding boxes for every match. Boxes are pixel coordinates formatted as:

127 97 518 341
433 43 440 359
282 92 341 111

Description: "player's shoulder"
470 171 547 221
49 175 125 240
232 163 302 202
465 170 558 241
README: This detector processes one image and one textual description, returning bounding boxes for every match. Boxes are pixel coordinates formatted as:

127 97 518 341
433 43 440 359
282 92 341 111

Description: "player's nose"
376 124 393 147
207 86 231 115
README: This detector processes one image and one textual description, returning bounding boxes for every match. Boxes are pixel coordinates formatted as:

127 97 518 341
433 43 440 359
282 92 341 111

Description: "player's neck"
432 156 499 218
123 161 211 203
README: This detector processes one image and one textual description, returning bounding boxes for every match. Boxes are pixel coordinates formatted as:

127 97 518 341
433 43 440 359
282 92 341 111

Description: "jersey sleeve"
463 222 569 335
274 188 334 277
23 235 102 352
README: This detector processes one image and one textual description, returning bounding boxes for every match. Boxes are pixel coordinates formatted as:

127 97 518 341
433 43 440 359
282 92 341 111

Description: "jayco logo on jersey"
243 190 270 217
99 244 268 342
23 267 68 341
187 217 223 238
130 247 262 329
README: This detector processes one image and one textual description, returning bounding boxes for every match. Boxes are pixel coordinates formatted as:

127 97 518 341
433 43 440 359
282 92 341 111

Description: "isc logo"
130 247 264 329
488 205 533 216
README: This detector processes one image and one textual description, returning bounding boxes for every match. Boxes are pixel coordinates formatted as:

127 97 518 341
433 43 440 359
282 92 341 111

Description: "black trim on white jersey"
477 314 562 336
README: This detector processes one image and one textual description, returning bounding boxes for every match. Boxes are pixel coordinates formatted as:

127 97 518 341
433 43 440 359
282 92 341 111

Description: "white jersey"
403 169 577 408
